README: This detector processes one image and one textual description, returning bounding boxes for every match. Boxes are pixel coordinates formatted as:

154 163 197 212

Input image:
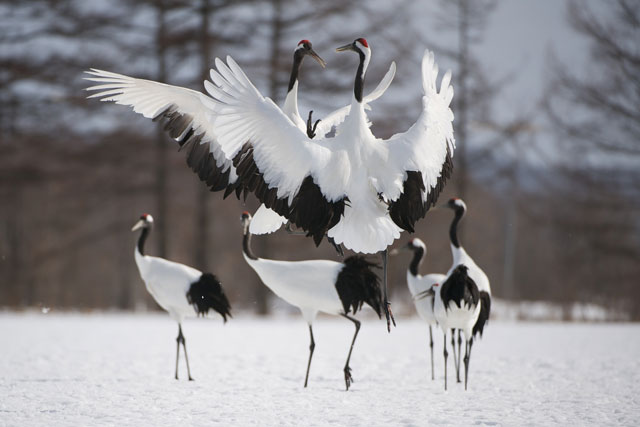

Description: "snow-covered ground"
1 312 638 426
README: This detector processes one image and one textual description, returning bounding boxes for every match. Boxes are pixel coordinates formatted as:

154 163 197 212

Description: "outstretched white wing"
255 61 397 235
314 61 397 137
84 69 238 191
203 56 347 245
383 50 455 232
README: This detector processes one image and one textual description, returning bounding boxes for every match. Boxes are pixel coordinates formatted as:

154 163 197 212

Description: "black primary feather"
152 105 234 194
441 265 480 312
334 256 383 317
388 146 453 233
186 273 232 322
231 143 345 246
473 291 491 337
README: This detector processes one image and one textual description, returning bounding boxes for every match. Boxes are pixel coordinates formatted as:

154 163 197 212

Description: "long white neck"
451 243 471 269
282 81 303 128
134 246 151 279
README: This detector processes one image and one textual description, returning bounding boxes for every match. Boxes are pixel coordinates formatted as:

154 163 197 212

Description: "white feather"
243 254 343 323
206 50 454 253
134 250 200 323
84 69 237 184
250 205 288 235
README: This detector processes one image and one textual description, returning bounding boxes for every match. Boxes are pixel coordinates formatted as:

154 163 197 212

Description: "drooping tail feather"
335 256 382 317
473 291 491 338
187 273 232 322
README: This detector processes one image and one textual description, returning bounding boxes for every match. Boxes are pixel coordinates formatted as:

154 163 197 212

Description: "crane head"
296 39 326 68
390 237 426 256
446 197 467 212
131 213 154 232
240 211 252 234
336 38 369 54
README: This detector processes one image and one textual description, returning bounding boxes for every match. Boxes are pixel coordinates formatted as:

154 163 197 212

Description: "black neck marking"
243 224 258 260
409 246 424 276
137 227 150 255
287 49 305 92
449 207 465 248
354 49 366 103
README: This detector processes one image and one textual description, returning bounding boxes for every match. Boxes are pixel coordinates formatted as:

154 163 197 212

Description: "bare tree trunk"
245 0 287 316
195 0 212 271
268 0 284 105
155 0 169 259
455 0 469 205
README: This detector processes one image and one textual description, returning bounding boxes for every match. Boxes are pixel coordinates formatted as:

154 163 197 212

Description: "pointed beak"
308 48 326 68
131 219 145 232
335 43 355 53
413 287 435 301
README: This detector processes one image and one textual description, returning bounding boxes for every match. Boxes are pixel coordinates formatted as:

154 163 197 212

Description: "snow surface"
1 312 639 426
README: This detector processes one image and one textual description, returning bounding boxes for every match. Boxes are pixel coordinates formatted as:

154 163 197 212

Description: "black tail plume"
187 273 232 322
441 265 480 312
335 256 383 317
472 291 491 338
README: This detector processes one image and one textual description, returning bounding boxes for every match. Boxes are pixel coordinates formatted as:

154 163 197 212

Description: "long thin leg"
178 324 194 381
451 329 460 383
464 338 473 391
304 325 316 388
456 330 463 383
175 324 181 380
381 249 396 332
443 332 448 391
341 314 361 391
429 325 434 381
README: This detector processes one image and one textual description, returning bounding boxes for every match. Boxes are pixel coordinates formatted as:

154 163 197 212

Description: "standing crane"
442 198 491 382
391 238 445 380
240 212 382 390
417 265 480 390
131 214 231 380
202 38 455 330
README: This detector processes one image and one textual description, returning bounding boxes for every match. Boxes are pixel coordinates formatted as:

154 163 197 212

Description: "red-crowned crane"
391 238 445 380
417 265 480 390
85 40 395 217
241 212 382 391
442 198 491 383
202 38 455 331
251 40 396 238
132 214 231 380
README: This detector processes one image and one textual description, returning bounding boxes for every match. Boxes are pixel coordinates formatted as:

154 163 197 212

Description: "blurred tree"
544 0 640 318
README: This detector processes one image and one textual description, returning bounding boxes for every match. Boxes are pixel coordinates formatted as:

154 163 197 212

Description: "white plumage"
203 42 453 254
135 250 202 323
443 198 492 338
84 40 396 235
250 40 397 236
424 265 480 391
131 214 231 381
203 38 454 330
392 237 445 380
240 212 382 390
243 255 344 323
